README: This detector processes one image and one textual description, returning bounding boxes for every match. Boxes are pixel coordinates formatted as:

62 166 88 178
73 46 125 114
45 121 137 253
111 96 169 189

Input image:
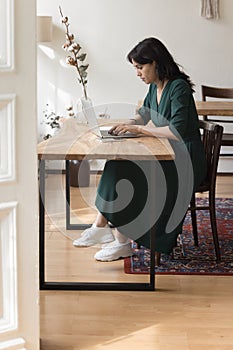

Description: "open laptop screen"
81 99 139 139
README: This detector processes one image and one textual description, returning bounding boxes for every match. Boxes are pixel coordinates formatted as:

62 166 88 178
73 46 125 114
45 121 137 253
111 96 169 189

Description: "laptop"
81 99 139 139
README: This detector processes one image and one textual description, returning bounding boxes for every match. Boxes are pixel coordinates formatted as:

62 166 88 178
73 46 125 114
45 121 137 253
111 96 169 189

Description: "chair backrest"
201 85 233 126
199 120 223 191
202 85 233 101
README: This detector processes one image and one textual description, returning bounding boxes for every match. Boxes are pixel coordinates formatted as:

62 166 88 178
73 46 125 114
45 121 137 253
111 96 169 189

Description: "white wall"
37 0 233 171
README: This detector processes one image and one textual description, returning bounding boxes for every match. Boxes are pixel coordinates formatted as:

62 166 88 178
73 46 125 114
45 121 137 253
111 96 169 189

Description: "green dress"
95 78 207 254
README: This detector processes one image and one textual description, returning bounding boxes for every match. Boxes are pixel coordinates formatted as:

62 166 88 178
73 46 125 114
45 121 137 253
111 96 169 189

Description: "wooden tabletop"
195 101 233 116
37 120 174 161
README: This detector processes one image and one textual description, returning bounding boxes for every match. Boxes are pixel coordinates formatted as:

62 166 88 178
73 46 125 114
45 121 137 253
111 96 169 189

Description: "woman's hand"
109 123 143 136
108 118 178 140
109 122 178 140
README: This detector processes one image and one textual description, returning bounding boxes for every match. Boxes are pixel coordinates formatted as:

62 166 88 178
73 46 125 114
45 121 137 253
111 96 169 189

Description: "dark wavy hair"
127 37 195 92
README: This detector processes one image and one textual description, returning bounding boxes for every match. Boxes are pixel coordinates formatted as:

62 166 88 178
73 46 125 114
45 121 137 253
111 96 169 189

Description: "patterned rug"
124 198 233 275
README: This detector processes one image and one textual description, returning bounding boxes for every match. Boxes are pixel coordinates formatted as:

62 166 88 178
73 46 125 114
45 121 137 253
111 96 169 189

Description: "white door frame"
0 0 39 348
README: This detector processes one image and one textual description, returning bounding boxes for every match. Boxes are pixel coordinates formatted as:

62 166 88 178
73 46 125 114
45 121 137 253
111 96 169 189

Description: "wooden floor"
40 174 233 350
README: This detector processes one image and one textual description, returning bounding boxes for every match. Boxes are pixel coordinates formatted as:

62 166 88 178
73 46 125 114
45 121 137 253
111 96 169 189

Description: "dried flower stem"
59 6 88 100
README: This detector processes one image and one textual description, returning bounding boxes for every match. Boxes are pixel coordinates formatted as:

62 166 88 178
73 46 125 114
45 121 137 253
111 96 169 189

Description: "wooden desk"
38 121 174 291
196 101 233 116
37 123 174 161
196 100 233 158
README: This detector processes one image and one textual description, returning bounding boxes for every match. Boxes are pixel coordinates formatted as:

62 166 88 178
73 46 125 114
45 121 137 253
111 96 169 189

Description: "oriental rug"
124 198 233 275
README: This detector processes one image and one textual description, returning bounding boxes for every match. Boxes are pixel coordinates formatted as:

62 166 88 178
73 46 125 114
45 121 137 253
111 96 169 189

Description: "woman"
73 37 207 262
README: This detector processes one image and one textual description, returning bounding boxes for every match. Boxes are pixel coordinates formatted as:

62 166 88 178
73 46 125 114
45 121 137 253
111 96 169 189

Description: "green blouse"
139 78 207 189
139 79 200 140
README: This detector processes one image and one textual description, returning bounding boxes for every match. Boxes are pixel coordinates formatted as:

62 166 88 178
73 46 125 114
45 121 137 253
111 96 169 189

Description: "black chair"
201 85 233 156
155 120 223 265
189 120 223 262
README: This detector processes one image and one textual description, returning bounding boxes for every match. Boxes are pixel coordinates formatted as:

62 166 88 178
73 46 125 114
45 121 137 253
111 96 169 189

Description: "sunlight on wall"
38 45 55 60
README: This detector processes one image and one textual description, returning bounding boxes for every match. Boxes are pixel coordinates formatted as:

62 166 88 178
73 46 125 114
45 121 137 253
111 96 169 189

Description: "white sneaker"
94 240 134 261
73 225 115 247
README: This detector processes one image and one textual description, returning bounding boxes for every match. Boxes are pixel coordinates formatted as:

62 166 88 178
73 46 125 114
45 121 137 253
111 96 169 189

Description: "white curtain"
201 0 220 19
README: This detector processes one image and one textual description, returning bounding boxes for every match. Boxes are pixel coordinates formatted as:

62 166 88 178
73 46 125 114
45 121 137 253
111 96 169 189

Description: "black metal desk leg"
39 159 45 289
149 160 156 290
39 158 156 291
65 160 71 229
65 160 91 230
150 226 156 290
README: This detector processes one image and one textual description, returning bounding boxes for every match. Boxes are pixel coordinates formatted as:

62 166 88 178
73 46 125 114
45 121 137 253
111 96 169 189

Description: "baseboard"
217 172 233 176
45 169 232 176
46 169 103 175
